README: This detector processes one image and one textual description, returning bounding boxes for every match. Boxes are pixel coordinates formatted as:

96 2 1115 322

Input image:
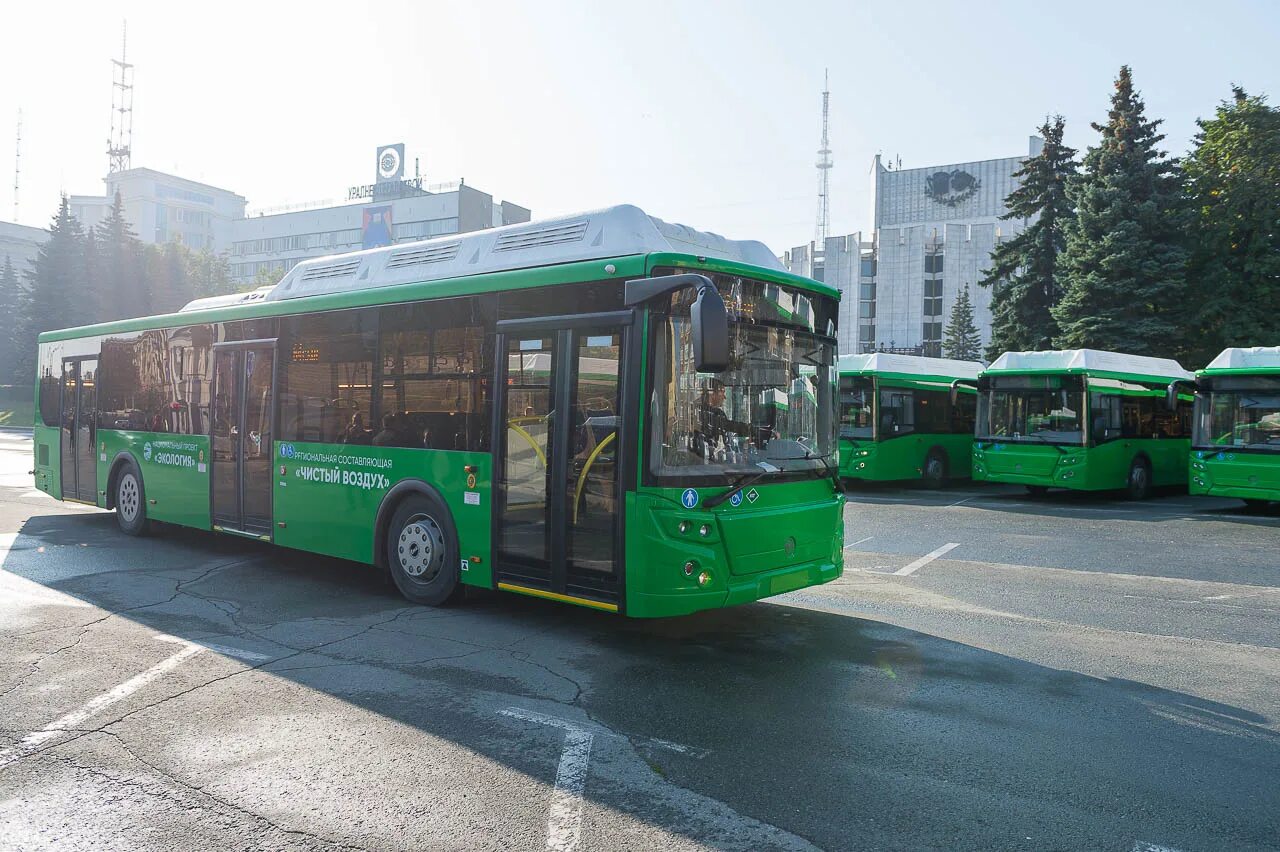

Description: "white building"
229 181 530 285
0 220 48 275
70 167 247 251
786 137 1042 357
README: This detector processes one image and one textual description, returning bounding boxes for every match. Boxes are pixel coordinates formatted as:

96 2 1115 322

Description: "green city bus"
837 353 982 488
1186 346 1280 507
972 349 1193 499
32 205 844 617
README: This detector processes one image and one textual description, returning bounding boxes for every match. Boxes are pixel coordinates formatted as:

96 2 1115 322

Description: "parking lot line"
894 543 961 576
0 643 204 768
499 707 594 852
843 536 873 550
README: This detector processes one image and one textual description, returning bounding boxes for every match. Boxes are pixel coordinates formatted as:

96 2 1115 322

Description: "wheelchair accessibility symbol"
681 488 699 509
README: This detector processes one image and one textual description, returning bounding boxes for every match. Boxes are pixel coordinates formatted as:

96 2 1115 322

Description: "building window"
859 302 875 319
860 257 876 278
858 324 875 343
859 283 875 301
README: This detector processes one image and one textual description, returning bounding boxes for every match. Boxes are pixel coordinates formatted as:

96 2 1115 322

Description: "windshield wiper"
802 448 843 494
705 462 780 508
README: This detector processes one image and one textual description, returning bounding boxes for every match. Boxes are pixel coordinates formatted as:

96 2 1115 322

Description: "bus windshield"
977 376 1085 445
839 376 875 440
1197 377 1280 451
649 273 838 482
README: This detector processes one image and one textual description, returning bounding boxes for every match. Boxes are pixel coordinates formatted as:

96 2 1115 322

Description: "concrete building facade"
71 167 247 251
0 220 48 276
786 137 1042 358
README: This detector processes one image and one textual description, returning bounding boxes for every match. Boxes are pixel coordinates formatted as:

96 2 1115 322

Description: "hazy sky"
2 0 1278 253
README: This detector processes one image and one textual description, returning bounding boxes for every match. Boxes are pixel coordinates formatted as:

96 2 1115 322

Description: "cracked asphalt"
1 430 1278 852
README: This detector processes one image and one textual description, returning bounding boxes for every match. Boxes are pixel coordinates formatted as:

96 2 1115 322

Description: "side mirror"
950 378 976 406
1166 379 1194 412
690 281 729 373
624 272 730 373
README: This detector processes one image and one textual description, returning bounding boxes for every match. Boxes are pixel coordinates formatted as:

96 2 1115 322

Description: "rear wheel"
1243 498 1269 510
114 461 150 536
922 450 948 489
1026 485 1048 497
1125 458 1152 501
385 493 462 606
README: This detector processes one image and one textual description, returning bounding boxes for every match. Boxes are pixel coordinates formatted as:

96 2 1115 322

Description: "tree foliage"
980 115 1077 359
0 255 23 384
943 284 983 362
1053 66 1189 357
1181 87 1280 365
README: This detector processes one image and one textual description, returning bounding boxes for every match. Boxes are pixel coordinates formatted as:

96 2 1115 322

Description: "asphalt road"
1 429 1277 852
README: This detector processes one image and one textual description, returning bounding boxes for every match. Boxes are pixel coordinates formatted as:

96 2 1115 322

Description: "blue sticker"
681 488 699 509
729 491 743 507
279 443 296 459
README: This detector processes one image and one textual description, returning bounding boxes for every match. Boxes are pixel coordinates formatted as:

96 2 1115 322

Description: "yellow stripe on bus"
497 582 618 613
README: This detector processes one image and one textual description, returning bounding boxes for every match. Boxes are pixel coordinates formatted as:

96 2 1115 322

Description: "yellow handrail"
507 421 547 468
572 431 617 524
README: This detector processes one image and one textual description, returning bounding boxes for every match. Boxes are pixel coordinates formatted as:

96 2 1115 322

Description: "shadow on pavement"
3 510 1278 850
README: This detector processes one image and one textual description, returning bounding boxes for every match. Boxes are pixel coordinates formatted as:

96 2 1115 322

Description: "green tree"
94 191 148 322
187 248 236 300
1181 87 1280 365
980 115 1077 358
147 240 193 314
17 196 91 382
943 284 983 361
1053 66 1188 357
0 255 23 383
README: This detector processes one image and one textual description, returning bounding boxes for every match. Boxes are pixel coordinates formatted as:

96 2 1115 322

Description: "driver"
693 378 752 457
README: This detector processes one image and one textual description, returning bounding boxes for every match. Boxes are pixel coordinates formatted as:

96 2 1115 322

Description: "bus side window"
951 391 976 435
1090 393 1122 443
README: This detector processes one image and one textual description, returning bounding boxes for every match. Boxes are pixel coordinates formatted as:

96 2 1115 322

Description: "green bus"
972 349 1193 499
32 205 844 617
1186 346 1280 507
837 353 982 488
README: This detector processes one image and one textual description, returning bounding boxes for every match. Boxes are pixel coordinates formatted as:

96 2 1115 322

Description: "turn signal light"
697 570 712 587
683 560 696 577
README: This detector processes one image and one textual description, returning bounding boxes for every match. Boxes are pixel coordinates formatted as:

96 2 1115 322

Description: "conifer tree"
1053 66 1188 356
943 284 982 362
95 191 148 321
1182 87 1280 365
980 116 1077 358
188 248 235 300
17 197 90 382
0 255 23 384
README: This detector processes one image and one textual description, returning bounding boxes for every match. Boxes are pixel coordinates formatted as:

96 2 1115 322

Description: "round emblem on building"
925 169 981 208
378 147 402 180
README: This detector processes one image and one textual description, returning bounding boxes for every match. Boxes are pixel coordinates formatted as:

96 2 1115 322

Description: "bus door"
59 357 98 503
211 342 276 538
493 314 630 610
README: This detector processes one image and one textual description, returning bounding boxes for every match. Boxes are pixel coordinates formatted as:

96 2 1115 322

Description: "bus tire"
1243 498 1268 510
114 460 151 537
922 449 948 489
1125 457 1152 501
1026 485 1048 497
385 493 462 606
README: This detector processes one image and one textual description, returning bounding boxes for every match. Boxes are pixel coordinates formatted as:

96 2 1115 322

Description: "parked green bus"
1186 346 1280 507
32 205 844 617
837 353 982 487
973 349 1193 499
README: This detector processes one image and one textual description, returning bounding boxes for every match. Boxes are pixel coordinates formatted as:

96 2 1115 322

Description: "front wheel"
385 493 462 606
114 461 151 536
1125 458 1152 501
922 450 948 489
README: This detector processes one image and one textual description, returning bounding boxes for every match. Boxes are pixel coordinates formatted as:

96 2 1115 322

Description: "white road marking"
499 707 594 852
0 533 91 609
946 496 973 507
154 633 273 662
1133 842 1184 852
894 543 961 576
0 644 204 768
843 536 873 550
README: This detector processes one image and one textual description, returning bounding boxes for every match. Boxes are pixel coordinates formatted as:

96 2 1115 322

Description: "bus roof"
181 204 785 312
1200 346 1280 374
985 349 1192 381
838 353 983 381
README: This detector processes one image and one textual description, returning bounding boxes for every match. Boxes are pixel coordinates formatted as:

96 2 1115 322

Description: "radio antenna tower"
107 21 134 174
814 69 833 245
12 109 20 221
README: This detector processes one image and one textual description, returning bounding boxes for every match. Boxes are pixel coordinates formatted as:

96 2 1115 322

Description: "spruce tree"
1182 87 1280 365
188 248 235 300
17 197 90 383
943 284 983 362
1053 66 1188 357
0 255 23 384
95 191 148 321
980 116 1077 358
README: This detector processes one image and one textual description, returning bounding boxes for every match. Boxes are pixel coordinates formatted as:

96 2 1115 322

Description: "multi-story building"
786 137 1042 357
229 181 529 285
71 167 247 251
0 220 48 275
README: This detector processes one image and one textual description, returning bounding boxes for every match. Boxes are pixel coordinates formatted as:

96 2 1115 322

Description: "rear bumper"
628 557 842 618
